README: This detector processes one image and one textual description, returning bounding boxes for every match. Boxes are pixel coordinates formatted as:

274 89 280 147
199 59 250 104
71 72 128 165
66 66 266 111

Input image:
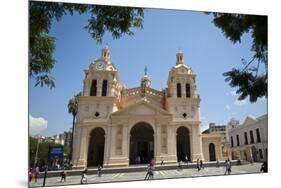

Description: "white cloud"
230 90 237 96
225 105 231 110
260 96 267 101
234 99 247 106
29 115 48 135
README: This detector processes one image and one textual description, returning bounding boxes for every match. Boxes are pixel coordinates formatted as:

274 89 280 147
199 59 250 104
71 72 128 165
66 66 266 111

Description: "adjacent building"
202 123 229 160
228 114 268 162
53 128 73 149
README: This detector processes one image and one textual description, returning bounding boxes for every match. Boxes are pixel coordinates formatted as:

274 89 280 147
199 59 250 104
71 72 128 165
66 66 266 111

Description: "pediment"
111 99 171 116
243 116 257 126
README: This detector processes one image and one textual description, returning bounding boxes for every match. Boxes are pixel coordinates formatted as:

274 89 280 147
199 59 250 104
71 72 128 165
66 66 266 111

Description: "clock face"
96 61 105 70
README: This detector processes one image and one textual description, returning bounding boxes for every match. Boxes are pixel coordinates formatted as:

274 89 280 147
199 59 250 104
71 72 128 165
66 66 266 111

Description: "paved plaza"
29 163 264 187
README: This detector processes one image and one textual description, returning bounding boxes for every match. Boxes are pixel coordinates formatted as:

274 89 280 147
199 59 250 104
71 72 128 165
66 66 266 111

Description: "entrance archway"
209 143 216 161
87 127 105 167
176 126 191 162
251 146 258 162
129 122 154 165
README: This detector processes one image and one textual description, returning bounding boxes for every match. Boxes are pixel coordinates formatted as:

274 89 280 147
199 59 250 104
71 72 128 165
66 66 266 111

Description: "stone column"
182 81 186 97
107 82 112 96
97 81 102 96
122 125 129 159
110 125 116 158
103 131 109 166
72 125 81 167
165 124 177 163
76 127 88 168
191 124 203 161
83 79 90 96
155 124 162 163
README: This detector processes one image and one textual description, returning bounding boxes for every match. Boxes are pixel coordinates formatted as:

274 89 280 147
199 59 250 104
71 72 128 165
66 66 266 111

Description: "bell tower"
176 50 184 65
167 50 197 99
78 45 122 122
83 45 121 98
166 50 203 161
166 50 200 120
101 44 111 63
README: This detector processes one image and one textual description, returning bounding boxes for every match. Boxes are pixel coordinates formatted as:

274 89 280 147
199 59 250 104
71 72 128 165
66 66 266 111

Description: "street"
29 163 263 187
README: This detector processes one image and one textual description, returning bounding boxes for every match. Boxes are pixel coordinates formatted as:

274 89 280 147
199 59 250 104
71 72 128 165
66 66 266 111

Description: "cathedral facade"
72 46 223 168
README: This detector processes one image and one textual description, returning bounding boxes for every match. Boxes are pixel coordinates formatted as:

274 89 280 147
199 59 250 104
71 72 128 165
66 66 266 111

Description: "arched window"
256 128 261 143
102 80 107 96
231 136 234 147
186 83 190 97
177 83 182 98
236 134 240 146
250 130 255 144
90 79 97 96
209 143 216 161
259 149 263 159
244 132 248 145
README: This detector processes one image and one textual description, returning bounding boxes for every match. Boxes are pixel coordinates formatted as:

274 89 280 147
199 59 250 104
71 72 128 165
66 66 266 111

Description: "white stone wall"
228 115 267 161
72 48 208 168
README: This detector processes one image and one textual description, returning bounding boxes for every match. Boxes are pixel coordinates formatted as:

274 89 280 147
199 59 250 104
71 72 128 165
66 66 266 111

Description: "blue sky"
29 7 267 136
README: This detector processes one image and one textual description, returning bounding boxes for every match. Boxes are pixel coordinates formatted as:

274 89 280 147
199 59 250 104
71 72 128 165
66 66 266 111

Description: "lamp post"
33 137 42 170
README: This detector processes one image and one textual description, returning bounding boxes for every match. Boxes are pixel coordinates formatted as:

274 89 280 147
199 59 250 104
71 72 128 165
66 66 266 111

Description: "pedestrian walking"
200 159 204 169
260 161 268 172
60 170 66 182
185 155 188 163
196 158 201 171
237 159 241 165
97 165 102 177
34 165 40 182
216 159 220 168
144 164 153 180
161 157 164 165
178 160 183 170
150 158 155 167
80 168 88 184
224 159 231 175
28 168 33 183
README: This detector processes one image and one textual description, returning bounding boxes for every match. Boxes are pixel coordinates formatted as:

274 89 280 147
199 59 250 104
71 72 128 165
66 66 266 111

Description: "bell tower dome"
166 50 200 121
176 50 184 65
101 44 111 63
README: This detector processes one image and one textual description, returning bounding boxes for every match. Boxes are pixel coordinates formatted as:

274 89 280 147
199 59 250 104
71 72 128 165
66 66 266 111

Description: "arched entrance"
209 143 216 161
129 122 154 164
176 126 191 162
251 146 258 162
87 127 105 167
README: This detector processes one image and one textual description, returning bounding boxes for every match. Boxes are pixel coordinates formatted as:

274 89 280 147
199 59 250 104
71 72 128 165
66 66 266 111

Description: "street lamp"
33 137 42 170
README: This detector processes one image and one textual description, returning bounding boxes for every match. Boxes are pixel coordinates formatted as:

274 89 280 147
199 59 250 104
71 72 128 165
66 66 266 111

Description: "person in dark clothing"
97 165 102 177
80 168 88 184
260 161 268 172
216 159 220 168
196 158 201 171
144 165 153 180
200 159 204 169
161 157 164 165
224 159 232 175
178 160 183 170
28 168 33 183
60 170 66 182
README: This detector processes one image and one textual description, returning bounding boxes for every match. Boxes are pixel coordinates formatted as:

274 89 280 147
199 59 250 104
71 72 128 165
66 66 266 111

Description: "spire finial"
144 66 148 75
